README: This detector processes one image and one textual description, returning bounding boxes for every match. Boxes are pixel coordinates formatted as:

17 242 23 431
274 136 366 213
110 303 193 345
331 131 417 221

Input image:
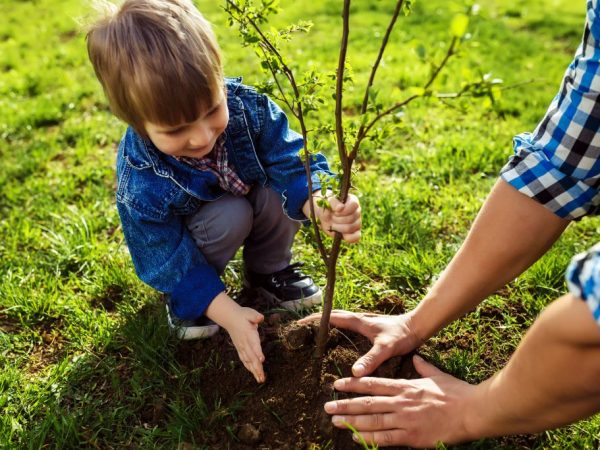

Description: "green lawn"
1 0 599 448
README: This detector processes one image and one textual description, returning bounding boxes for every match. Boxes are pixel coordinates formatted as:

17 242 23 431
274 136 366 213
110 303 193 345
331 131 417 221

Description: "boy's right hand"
223 307 265 383
205 292 266 383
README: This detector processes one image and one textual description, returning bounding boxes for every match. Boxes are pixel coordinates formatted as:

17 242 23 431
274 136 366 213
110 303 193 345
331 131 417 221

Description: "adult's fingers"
353 429 410 448
352 341 393 376
332 412 400 432
297 310 365 330
324 395 395 415
324 310 369 333
333 377 403 396
296 312 323 324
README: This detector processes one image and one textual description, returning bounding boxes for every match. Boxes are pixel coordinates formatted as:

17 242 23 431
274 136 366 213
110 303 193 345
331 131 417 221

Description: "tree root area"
175 318 417 449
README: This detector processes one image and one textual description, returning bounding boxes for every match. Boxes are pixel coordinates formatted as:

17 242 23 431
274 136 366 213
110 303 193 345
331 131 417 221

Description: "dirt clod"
280 322 313 350
237 423 261 445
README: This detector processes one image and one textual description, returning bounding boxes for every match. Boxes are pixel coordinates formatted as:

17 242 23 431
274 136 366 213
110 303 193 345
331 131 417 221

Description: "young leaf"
450 13 469 38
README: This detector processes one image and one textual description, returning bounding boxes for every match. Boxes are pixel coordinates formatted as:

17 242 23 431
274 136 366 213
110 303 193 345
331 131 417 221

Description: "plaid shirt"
177 134 250 196
500 0 600 220
499 0 600 324
567 243 600 324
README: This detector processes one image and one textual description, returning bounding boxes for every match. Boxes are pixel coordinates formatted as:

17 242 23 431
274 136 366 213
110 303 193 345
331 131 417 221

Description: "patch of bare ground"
371 293 406 314
0 312 20 334
26 317 66 374
172 291 545 448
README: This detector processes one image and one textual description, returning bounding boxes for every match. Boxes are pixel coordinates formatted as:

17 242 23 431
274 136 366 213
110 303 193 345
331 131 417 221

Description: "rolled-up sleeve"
500 1 600 220
567 243 600 325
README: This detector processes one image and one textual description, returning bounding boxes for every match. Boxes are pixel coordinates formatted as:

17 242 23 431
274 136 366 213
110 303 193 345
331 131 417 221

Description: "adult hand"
223 307 265 383
325 355 478 448
298 310 423 376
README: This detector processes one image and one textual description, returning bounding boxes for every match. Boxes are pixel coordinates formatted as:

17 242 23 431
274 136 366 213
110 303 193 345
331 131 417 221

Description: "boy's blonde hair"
86 0 223 136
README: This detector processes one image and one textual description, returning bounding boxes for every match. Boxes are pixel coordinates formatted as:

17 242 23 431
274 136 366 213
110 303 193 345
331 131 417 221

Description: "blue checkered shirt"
499 1 600 324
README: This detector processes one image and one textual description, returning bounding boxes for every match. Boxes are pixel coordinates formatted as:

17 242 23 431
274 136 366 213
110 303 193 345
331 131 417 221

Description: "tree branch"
353 35 459 152
359 0 404 116
334 0 351 180
316 0 351 358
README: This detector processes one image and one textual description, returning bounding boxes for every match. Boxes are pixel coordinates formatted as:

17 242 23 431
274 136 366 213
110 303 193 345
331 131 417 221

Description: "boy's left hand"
304 191 362 243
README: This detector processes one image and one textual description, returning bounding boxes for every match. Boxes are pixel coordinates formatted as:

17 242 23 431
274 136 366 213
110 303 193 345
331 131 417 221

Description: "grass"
1 0 600 448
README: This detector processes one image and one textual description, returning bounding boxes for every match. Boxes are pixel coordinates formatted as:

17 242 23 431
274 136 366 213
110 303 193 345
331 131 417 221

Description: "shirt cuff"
500 133 600 220
170 264 226 320
566 243 600 325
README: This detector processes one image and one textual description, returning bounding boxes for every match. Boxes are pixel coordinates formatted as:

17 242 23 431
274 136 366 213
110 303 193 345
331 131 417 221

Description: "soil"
172 292 543 449
175 294 419 449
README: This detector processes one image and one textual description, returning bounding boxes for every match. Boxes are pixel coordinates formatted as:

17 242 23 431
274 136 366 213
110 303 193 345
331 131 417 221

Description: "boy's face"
144 95 229 158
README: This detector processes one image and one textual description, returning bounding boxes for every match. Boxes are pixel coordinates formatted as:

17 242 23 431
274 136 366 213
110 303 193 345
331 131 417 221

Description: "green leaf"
407 86 426 96
450 13 469 38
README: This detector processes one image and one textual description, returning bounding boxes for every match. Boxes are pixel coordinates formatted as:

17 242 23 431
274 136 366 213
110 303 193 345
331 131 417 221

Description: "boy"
86 0 361 383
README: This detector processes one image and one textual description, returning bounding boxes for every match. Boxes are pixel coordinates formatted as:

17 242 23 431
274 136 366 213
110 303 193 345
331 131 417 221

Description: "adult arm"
408 178 569 340
301 179 569 375
325 294 600 447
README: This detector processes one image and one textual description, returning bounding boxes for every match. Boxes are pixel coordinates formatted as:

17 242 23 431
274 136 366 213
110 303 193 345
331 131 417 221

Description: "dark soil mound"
175 311 417 449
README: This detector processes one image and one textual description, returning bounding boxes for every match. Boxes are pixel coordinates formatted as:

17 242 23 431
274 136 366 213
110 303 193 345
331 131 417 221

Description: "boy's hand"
205 292 266 383
303 191 362 243
224 307 266 383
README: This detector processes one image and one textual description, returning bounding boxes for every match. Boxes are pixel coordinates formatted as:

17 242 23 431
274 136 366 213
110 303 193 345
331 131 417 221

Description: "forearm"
411 179 569 340
467 295 600 438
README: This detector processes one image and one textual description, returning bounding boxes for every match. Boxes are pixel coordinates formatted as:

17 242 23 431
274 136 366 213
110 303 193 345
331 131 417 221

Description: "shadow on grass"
21 300 229 449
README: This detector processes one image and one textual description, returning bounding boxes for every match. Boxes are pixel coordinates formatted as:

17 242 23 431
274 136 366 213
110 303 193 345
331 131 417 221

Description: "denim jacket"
116 77 332 320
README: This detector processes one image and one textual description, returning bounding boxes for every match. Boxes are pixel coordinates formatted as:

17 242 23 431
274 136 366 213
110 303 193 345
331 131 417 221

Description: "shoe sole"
252 286 322 312
165 304 220 340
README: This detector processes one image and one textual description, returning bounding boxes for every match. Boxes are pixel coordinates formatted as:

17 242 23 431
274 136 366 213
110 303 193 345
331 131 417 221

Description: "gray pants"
185 186 301 275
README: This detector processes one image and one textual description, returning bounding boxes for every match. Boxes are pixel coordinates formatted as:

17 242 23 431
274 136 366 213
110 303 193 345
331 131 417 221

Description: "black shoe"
244 262 322 311
165 301 219 340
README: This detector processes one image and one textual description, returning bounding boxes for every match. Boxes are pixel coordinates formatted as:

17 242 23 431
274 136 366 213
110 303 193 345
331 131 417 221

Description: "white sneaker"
165 302 219 340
